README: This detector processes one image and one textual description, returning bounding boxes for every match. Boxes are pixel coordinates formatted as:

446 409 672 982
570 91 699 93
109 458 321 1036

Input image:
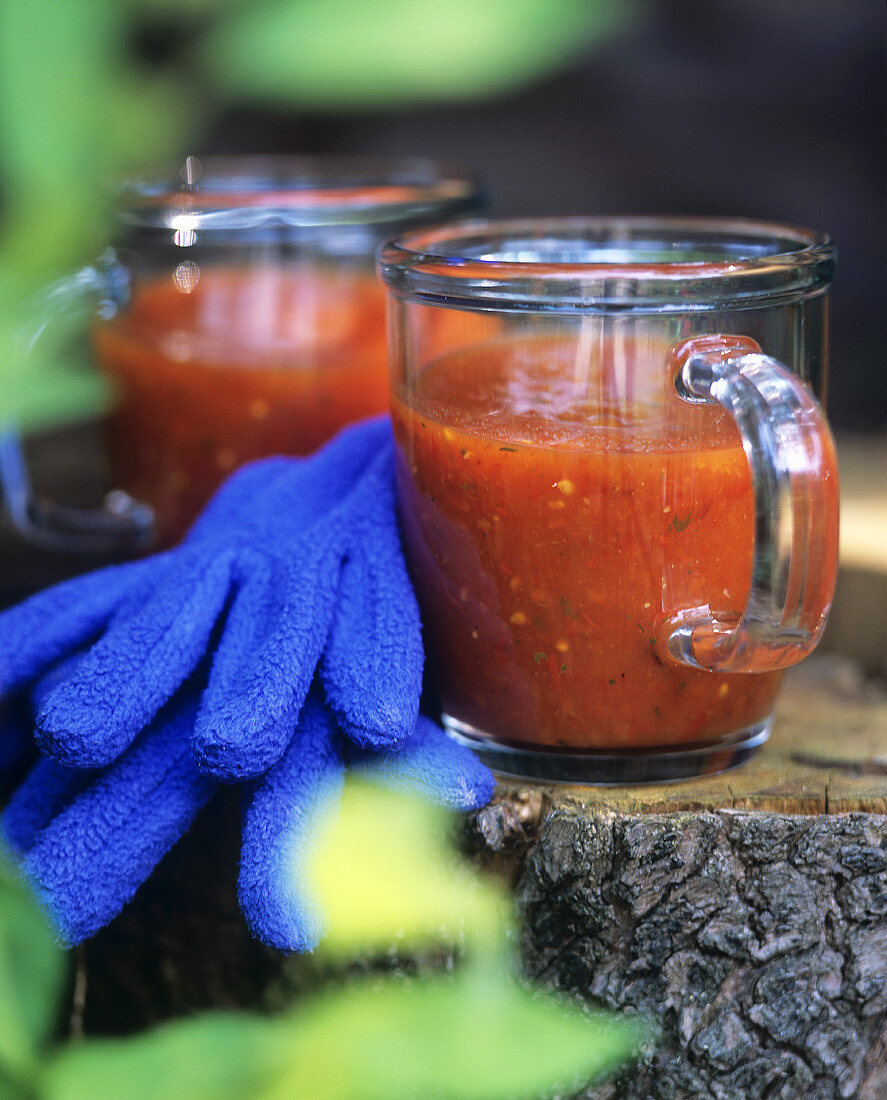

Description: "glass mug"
379 217 839 783
2 155 482 550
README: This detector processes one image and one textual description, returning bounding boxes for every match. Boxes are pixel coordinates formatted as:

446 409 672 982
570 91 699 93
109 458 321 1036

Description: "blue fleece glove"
1 679 494 949
2 681 216 943
0 417 423 780
240 688 495 951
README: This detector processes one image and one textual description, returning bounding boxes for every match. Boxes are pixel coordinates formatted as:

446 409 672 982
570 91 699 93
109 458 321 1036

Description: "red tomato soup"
94 265 390 543
392 334 790 751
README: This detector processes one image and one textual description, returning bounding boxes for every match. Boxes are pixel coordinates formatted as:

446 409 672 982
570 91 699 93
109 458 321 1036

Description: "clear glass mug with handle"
1 155 483 551
379 217 839 783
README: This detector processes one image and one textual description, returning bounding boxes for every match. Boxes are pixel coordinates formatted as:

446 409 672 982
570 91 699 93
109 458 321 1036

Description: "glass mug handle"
0 251 155 554
663 333 839 673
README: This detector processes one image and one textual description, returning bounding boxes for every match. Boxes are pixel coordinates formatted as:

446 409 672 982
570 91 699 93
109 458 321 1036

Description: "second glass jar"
95 155 482 544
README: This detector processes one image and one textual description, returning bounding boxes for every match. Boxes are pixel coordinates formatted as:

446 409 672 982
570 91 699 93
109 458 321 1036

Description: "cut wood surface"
486 658 887 818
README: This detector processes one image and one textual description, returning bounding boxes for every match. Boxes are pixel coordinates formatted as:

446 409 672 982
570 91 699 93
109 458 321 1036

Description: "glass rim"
116 154 481 230
377 216 836 312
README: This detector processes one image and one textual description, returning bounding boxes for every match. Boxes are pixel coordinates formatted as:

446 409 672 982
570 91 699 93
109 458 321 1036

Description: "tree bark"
465 664 887 1100
511 808 885 1100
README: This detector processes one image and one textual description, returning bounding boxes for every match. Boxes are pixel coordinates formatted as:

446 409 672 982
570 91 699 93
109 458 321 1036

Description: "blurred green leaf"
126 0 234 11
0 1077 26 1100
42 960 645 1100
0 268 110 432
28 780 644 1100
0 0 184 431
306 778 512 959
200 0 633 108
0 0 121 274
0 341 109 433
0 850 66 1085
105 74 192 174
41 1013 289 1100
263 967 645 1100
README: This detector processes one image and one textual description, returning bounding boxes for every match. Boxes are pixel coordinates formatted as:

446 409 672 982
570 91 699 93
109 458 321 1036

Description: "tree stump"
465 659 887 1100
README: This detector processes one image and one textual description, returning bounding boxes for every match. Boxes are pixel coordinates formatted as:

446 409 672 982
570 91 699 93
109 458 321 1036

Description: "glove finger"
0 558 153 698
239 691 344 953
36 547 236 769
30 651 89 712
321 529 422 751
192 552 282 778
2 755 95 854
195 539 342 781
1 655 92 787
19 690 216 945
347 713 495 811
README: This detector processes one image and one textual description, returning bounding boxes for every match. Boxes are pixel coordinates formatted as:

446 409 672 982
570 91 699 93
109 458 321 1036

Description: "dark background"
202 0 885 432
